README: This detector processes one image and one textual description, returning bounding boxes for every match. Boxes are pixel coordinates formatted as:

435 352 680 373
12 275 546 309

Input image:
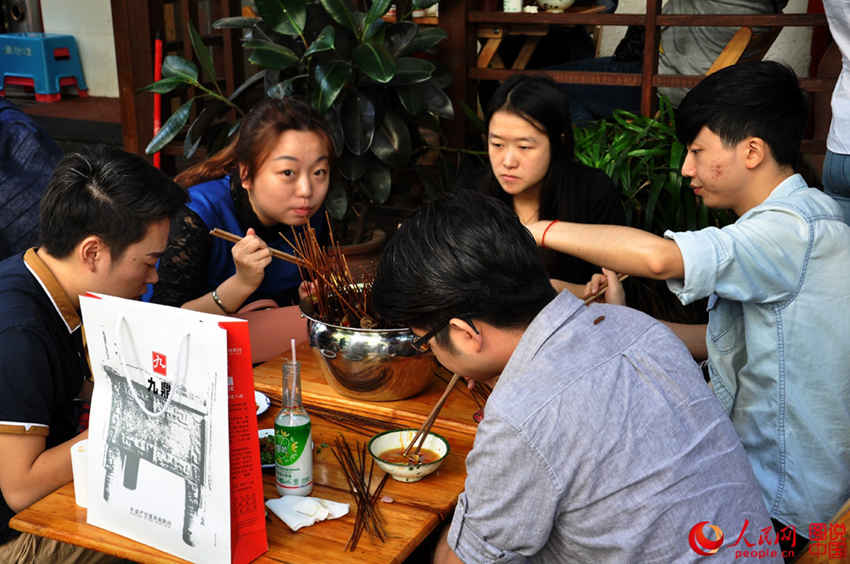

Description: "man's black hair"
676 61 807 169
39 145 187 259
372 190 557 342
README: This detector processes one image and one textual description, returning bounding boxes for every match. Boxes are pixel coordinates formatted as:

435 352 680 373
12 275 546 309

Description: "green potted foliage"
573 95 733 235
141 0 454 245
573 95 733 322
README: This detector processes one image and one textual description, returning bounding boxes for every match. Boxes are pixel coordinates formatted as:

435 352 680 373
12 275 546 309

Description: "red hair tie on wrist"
541 220 559 248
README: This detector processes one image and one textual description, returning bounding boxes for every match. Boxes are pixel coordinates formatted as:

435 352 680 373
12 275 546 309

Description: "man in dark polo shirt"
0 146 186 560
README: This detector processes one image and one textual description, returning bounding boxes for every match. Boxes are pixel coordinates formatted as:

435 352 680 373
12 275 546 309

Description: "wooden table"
254 344 482 440
10 345 480 563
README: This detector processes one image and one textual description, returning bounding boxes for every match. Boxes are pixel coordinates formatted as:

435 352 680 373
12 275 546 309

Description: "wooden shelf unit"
108 1 833 156
441 0 831 148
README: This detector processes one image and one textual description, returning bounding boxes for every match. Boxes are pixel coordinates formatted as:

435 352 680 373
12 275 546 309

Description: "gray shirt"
658 0 788 105
447 291 779 563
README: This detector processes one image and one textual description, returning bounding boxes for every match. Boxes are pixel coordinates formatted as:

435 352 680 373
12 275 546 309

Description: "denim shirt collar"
737 173 808 223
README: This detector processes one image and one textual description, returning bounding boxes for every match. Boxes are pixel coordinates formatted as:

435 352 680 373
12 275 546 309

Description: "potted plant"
141 0 454 247
572 95 734 323
573 95 733 235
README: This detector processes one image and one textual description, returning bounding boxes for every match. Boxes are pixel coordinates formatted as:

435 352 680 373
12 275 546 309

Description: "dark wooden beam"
640 0 660 116
111 0 161 155
440 0 471 148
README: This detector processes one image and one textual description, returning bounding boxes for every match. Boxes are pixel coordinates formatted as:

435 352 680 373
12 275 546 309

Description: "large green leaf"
338 151 367 181
184 104 221 159
244 39 299 57
137 77 186 94
371 110 411 168
247 42 299 70
401 26 446 55
395 85 424 115
304 25 336 58
162 55 198 82
363 163 391 204
325 177 349 220
314 61 352 114
188 22 216 83
390 57 434 85
341 93 375 155
422 80 453 119
319 0 357 33
255 0 306 36
213 16 261 29
364 0 392 29
352 42 396 83
267 74 308 99
325 105 345 157
361 14 385 42
229 70 264 102
384 22 418 56
430 67 452 89
145 99 193 154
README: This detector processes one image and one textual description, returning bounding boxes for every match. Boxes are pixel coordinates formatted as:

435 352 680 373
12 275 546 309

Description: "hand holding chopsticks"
402 373 461 461
583 273 629 306
210 228 309 268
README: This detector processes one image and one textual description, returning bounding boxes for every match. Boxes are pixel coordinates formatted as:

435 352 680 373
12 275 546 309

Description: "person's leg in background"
549 57 642 125
822 149 850 224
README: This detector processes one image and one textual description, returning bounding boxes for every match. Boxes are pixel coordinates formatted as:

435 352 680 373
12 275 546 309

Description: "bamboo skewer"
583 273 629 306
209 228 309 268
331 435 388 551
403 373 461 460
209 224 376 326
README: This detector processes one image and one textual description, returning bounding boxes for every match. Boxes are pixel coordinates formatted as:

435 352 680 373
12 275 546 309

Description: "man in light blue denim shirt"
373 191 779 563
528 61 850 550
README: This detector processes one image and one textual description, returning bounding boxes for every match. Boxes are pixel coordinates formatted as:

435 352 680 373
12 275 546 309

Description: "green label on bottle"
275 421 310 466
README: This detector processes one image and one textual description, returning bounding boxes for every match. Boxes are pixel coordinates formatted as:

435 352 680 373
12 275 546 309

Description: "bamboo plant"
573 94 733 236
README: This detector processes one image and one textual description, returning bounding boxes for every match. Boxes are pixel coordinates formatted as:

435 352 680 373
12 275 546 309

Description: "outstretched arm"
529 221 685 281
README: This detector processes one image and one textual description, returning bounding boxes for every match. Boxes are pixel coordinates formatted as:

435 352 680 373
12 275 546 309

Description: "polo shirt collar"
23 248 81 333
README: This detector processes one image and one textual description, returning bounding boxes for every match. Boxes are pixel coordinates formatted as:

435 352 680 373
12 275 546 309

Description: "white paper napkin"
266 496 350 532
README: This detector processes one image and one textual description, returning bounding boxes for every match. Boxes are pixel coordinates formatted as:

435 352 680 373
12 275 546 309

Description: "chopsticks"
583 273 629 306
209 228 309 268
402 373 461 459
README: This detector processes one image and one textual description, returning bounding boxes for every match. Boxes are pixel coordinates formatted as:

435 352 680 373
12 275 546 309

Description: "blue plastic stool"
0 32 88 102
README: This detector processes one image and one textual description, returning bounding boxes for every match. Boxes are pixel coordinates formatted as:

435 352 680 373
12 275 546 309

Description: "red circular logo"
689 521 724 556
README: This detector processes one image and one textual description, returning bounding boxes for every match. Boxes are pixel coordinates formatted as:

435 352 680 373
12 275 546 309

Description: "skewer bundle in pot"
279 215 379 328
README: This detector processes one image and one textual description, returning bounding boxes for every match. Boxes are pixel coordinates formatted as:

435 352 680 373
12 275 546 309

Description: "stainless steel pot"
300 302 435 401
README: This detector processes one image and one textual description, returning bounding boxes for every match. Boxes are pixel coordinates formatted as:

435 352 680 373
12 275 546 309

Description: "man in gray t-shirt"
559 0 787 123
372 191 784 563
659 0 787 105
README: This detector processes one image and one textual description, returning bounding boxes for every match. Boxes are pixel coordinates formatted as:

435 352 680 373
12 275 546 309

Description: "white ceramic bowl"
368 429 450 482
536 0 575 12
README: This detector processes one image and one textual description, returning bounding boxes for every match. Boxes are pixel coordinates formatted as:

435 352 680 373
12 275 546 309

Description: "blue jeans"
548 57 642 125
822 149 850 225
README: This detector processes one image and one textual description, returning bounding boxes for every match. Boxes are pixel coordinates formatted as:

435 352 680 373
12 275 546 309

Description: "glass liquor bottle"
274 359 313 496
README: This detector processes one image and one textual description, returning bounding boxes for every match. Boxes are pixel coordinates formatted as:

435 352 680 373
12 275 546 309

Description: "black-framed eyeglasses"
410 317 479 352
